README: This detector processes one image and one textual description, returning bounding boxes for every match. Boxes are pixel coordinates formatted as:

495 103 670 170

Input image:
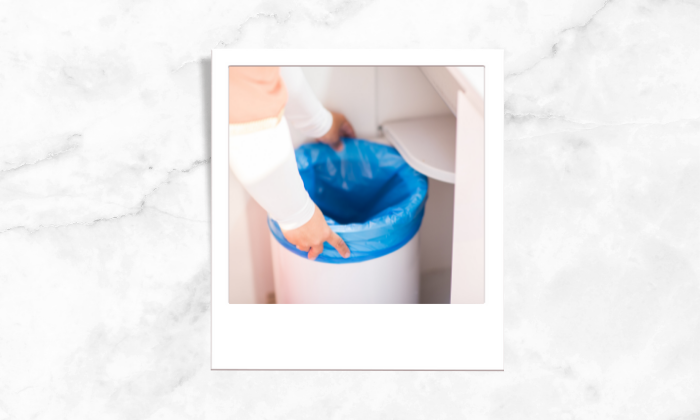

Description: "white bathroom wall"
294 66 378 146
228 169 274 304
296 66 453 141
229 169 255 303
376 66 452 124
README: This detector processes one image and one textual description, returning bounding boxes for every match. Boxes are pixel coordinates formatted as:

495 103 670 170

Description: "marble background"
1 0 699 418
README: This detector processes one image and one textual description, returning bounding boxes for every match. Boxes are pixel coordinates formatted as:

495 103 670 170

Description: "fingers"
307 243 323 261
318 112 353 152
283 204 350 260
330 139 344 152
332 117 347 151
328 232 351 258
317 132 343 151
341 120 356 138
300 234 350 260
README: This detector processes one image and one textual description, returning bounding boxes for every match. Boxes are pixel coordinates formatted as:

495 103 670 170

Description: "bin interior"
300 144 415 226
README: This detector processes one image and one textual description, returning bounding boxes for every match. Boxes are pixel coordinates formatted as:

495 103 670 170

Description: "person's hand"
317 111 356 152
282 204 350 260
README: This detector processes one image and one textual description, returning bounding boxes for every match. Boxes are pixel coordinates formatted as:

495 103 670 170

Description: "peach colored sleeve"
229 66 288 124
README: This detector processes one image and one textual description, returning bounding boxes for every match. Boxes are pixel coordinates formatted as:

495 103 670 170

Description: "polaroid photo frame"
212 49 503 370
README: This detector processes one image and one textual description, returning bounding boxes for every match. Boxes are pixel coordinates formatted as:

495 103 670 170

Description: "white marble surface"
1 0 699 418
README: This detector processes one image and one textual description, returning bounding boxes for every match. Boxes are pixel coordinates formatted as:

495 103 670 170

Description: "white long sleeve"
279 67 333 139
229 117 315 231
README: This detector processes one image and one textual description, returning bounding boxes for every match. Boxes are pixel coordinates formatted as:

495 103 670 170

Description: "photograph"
211 49 503 370
228 65 485 304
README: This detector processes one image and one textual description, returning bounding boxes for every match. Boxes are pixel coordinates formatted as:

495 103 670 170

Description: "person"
228 66 354 261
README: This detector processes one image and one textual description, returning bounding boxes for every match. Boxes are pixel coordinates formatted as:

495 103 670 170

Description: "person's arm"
229 66 287 124
229 67 350 259
280 67 356 151
229 119 349 259
229 117 315 231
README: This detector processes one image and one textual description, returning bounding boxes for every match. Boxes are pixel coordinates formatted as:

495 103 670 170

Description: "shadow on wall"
246 198 275 303
228 170 276 304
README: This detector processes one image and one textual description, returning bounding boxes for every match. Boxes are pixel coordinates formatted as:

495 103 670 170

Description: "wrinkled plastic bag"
268 138 429 263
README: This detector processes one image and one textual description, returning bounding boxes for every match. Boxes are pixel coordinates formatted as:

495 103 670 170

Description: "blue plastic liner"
268 138 429 264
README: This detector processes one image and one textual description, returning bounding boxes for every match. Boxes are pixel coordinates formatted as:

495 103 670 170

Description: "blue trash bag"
268 138 429 264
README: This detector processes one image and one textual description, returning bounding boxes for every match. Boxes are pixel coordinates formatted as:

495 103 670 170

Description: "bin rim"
269 138 428 264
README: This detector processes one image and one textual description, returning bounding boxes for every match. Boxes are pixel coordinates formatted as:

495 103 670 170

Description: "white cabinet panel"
450 90 485 304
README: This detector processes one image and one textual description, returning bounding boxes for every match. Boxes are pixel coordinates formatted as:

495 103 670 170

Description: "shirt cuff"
308 107 333 139
275 193 316 231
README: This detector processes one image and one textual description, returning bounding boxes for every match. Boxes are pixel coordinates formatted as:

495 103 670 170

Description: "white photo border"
212 49 504 370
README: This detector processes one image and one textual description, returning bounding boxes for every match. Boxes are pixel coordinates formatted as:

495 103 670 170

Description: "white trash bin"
268 138 428 304
271 231 420 304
